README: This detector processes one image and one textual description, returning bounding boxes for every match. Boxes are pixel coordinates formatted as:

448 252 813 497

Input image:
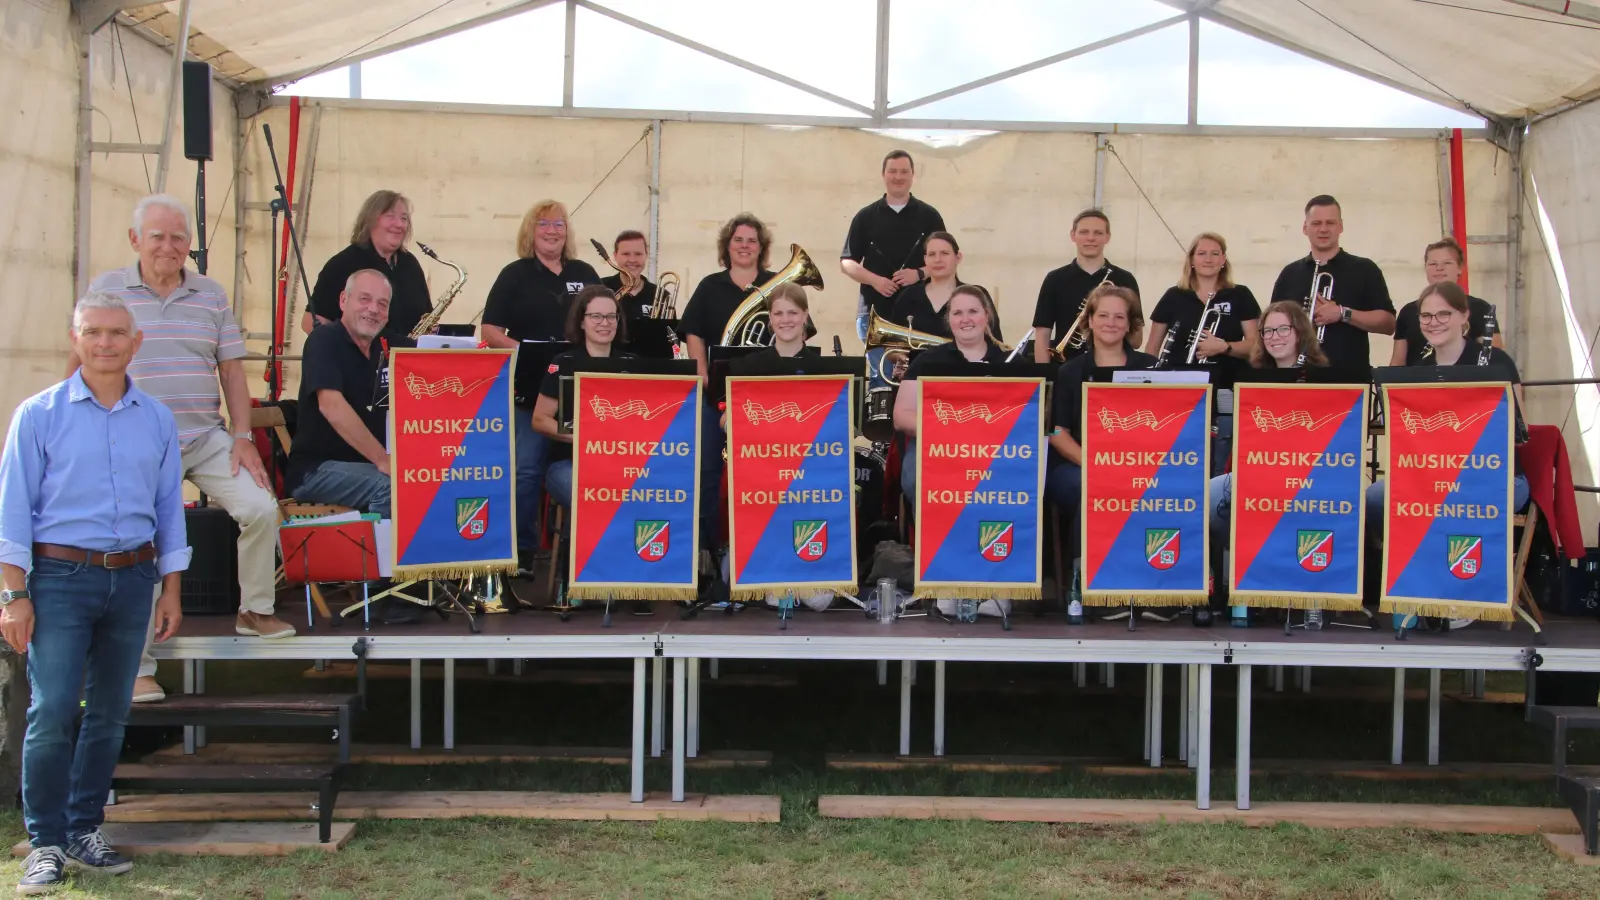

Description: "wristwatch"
234 431 254 441
1339 306 1353 324
0 589 29 607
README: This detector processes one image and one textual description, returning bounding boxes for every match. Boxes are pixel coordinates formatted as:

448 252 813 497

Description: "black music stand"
514 340 572 407
625 318 683 360
436 323 476 338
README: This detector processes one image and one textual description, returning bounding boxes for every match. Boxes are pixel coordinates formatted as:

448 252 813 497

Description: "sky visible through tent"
282 0 1482 130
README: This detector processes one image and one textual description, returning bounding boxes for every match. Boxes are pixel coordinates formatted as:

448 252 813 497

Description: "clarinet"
1477 304 1498 366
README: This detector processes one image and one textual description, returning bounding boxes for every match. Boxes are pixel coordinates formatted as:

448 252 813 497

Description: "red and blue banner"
913 377 1044 601
389 348 517 578
725 375 858 600
569 373 701 600
1381 383 1515 621
1081 384 1210 606
1228 384 1367 610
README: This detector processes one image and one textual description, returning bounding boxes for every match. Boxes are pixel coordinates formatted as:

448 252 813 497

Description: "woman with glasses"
480 200 599 565
1390 238 1504 366
533 286 637 508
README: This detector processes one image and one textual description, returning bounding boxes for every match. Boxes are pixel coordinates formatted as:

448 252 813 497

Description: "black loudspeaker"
181 506 239 614
182 60 213 162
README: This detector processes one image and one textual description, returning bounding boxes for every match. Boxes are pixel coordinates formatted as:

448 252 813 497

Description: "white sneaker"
131 676 164 704
1448 617 1475 631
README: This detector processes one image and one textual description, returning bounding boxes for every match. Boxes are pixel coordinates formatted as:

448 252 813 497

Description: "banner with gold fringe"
1228 383 1367 610
1081 383 1210 607
389 348 518 580
1380 382 1515 622
913 377 1044 601
725 375 858 601
569 372 701 601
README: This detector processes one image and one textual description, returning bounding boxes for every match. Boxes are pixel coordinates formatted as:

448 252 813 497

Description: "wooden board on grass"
817 796 1577 834
12 822 353 857
107 791 780 823
825 753 1592 781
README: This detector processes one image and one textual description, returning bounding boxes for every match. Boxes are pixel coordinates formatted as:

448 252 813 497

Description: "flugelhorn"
411 242 467 338
720 244 824 346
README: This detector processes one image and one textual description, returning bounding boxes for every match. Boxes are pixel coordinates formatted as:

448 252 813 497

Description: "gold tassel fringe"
1081 592 1205 608
568 585 699 602
1228 592 1364 612
393 563 518 581
914 585 1043 602
1379 598 1516 623
728 583 858 603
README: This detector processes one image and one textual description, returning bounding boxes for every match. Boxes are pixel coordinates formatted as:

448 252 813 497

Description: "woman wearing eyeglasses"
534 286 637 509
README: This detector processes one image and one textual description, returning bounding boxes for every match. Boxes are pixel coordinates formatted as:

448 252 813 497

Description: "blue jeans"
23 557 158 849
546 459 573 509
701 399 725 549
1365 474 1529 534
1045 461 1083 518
515 406 549 549
900 439 917 503
1209 473 1233 545
295 460 390 517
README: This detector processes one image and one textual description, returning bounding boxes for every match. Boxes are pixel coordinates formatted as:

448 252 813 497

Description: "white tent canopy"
112 0 1600 121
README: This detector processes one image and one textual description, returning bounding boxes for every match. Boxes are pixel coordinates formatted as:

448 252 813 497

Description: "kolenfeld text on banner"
726 375 858 600
1081 383 1210 606
1381 383 1515 622
914 377 1044 601
1229 384 1367 610
570 373 701 601
389 348 518 579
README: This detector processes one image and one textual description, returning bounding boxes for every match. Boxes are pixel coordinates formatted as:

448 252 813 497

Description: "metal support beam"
890 14 1188 116
648 120 662 281
577 0 872 116
74 0 143 35
562 0 576 108
873 0 890 120
899 660 913 756
1093 134 1107 208
1437 131 1454 237
89 142 163 154
671 657 686 802
1149 663 1164 768
1236 664 1251 810
152 0 193 193
1186 14 1200 126
1391 668 1406 764
1505 0 1600 24
631 658 646 803
933 660 946 757
1506 125 1526 359
443 659 455 750
74 19 95 298
1196 664 1212 810
1428 668 1442 765
651 656 665 758
410 659 422 750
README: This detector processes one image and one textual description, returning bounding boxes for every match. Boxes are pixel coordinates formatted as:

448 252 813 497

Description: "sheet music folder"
280 519 379 584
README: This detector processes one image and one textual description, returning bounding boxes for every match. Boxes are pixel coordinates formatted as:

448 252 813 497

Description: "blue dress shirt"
0 371 191 576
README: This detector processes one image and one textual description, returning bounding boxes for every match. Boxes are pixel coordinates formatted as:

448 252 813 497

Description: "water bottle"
1231 603 1249 628
876 577 897 624
1304 606 1324 631
955 598 979 623
1067 559 1085 624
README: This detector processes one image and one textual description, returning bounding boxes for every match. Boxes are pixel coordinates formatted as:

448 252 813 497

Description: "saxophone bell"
411 241 468 338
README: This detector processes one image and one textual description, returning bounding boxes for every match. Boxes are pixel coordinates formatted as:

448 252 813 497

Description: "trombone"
652 270 682 319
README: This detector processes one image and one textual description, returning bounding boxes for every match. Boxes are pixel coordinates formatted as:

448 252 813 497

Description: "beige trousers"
139 427 280 678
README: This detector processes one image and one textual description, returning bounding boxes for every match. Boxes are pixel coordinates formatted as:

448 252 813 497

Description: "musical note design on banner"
589 397 686 421
1398 409 1494 435
1095 409 1185 432
403 372 493 400
1250 408 1345 432
741 400 832 424
931 400 1026 424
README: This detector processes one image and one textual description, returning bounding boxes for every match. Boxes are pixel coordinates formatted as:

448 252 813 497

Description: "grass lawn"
5 653 1595 897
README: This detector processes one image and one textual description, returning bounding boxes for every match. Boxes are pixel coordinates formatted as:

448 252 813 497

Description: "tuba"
411 242 468 338
720 244 824 346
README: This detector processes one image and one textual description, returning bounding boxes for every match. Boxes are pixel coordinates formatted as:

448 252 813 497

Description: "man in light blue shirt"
0 291 189 893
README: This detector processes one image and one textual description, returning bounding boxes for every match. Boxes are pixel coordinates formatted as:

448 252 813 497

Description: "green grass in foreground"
2 815 1599 899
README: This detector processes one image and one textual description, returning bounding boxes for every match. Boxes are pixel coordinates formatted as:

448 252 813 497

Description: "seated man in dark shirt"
287 269 403 516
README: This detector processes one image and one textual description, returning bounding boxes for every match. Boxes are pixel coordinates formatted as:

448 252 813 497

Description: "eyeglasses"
537 219 566 229
584 313 619 324
1262 325 1295 338
1418 311 1456 324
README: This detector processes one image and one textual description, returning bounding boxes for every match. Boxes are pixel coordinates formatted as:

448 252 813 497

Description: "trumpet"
864 309 948 385
1307 265 1333 346
1186 298 1224 365
653 270 681 319
411 242 467 338
721 244 824 346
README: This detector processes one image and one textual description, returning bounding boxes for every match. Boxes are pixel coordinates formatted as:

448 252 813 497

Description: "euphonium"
720 244 824 346
411 242 467 338
864 309 948 384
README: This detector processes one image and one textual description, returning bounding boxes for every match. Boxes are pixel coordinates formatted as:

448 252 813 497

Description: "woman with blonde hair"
480 199 600 567
303 189 431 336
1144 231 1258 374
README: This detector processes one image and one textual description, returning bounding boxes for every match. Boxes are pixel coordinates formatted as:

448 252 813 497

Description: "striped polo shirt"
90 264 246 448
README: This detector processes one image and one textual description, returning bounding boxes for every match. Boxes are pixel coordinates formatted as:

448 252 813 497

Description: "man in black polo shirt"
1390 236 1503 366
1270 195 1395 373
1030 209 1140 363
288 269 401 517
840 149 945 340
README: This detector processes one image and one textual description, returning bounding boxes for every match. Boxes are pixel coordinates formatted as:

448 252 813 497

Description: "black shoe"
631 601 655 616
65 829 131 875
379 597 426 625
17 846 68 894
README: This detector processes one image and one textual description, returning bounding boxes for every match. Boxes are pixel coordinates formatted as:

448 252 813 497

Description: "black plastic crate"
182 506 240 614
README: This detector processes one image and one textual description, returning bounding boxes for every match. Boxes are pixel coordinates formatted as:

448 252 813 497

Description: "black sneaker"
17 846 67 894
631 601 655 616
377 597 426 625
65 829 132 876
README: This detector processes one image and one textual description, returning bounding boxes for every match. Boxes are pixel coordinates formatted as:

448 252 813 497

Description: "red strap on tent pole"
1449 127 1468 292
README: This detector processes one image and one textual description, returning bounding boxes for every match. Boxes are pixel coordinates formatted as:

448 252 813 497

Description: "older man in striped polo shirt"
78 195 293 703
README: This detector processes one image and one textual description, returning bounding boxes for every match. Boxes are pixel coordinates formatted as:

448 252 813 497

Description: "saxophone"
410 242 468 338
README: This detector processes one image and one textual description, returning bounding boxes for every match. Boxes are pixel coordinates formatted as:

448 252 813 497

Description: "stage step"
11 822 355 857
1556 774 1600 857
104 790 781 823
142 741 771 768
114 763 345 844
1528 705 1600 775
302 661 796 689
128 692 361 763
826 753 1597 781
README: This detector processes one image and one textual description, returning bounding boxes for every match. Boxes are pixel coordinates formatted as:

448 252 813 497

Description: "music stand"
514 340 573 406
436 324 476 338
280 519 378 631
625 318 683 360
707 346 767 406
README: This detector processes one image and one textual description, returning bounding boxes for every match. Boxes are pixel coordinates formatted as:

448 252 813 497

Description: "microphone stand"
262 123 314 401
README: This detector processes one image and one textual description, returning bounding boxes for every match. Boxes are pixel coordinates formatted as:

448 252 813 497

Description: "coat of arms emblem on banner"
793 520 828 562
1297 529 1333 573
635 520 670 562
1146 528 1180 570
979 521 1014 562
456 498 489 541
1448 535 1483 580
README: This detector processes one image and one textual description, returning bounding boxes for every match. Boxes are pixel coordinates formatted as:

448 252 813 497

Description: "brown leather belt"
33 542 157 570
